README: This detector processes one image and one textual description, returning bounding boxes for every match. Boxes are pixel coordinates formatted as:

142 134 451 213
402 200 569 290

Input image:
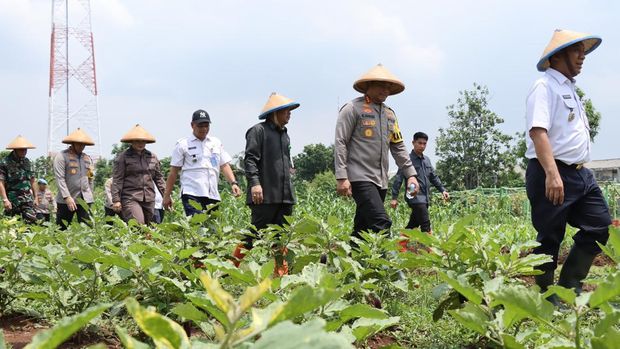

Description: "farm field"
1 182 619 348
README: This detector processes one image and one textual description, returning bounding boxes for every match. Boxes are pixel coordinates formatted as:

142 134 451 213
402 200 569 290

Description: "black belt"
555 160 584 170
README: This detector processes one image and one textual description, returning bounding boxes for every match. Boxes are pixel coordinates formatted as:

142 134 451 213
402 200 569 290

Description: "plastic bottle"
405 183 417 200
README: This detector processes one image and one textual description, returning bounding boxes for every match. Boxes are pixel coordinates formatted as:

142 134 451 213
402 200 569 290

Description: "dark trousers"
351 181 392 242
56 202 91 230
181 194 220 216
6 203 37 224
245 203 293 248
526 159 611 272
104 207 117 217
406 203 431 232
153 208 164 224
35 213 51 222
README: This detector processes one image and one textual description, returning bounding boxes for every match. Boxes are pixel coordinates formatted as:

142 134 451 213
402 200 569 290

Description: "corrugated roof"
585 158 620 169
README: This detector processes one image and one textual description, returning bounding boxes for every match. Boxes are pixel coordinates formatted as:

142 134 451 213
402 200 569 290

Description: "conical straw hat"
120 124 156 143
258 93 300 120
353 64 405 95
537 29 601 72
6 135 36 150
62 128 95 145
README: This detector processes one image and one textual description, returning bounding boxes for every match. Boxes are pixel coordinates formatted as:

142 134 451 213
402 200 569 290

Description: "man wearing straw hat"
233 93 299 275
163 109 242 216
335 64 418 248
0 135 38 223
53 128 96 230
525 29 611 302
111 124 166 225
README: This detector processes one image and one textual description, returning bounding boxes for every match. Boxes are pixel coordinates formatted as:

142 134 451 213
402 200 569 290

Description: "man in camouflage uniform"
0 136 38 223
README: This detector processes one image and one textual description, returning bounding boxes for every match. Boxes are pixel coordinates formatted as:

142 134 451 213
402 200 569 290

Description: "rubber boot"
232 244 247 268
535 269 560 306
558 245 597 295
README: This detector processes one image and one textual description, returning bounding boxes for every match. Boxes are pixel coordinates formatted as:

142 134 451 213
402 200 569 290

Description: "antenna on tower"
48 0 101 158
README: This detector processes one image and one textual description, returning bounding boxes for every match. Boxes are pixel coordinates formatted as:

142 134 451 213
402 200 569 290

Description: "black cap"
192 109 211 124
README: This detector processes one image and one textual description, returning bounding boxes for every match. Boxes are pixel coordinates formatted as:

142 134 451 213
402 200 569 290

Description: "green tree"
576 87 601 141
292 144 334 182
436 83 518 190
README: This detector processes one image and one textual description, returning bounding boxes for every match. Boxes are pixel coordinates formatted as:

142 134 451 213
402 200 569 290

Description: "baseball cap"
38 178 48 185
192 109 211 124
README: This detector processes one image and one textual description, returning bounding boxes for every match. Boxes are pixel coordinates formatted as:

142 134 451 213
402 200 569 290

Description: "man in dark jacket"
391 132 449 234
235 93 299 276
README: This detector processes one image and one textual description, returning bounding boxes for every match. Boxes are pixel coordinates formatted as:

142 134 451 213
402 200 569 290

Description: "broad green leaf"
591 327 620 349
589 272 620 308
177 246 201 259
125 297 190 349
24 303 111 349
593 310 620 337
350 316 400 341
85 344 108 349
0 330 6 349
448 303 488 335
239 278 272 314
438 271 483 305
171 303 210 323
115 326 151 349
231 302 285 345
489 284 554 322
99 254 133 270
433 291 462 322
339 303 388 323
251 318 353 349
276 285 343 323
186 293 230 328
501 334 525 349
199 272 234 314
547 285 576 305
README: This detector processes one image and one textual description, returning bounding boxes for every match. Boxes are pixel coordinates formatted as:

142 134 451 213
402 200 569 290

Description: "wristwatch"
230 181 238 186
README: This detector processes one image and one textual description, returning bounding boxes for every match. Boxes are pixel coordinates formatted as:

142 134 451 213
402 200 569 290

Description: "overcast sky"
1 0 619 164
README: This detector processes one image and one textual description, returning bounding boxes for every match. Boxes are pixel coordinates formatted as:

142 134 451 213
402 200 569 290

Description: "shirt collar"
266 119 287 132
190 134 210 143
546 68 575 85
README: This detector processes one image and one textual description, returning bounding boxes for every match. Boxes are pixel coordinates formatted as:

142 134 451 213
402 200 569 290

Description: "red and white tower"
48 0 101 158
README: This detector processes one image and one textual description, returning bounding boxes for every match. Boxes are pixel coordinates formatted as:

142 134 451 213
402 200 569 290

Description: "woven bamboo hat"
62 128 95 145
353 64 405 95
258 93 300 120
6 135 36 150
537 29 602 72
120 124 156 143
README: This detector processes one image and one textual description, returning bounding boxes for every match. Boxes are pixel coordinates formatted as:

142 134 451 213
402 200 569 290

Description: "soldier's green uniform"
0 151 37 223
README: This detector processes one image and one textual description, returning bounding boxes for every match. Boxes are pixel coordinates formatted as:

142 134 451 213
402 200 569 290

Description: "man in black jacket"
391 132 449 234
234 93 299 275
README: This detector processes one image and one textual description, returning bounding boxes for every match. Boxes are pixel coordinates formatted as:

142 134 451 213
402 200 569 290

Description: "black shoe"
535 269 560 306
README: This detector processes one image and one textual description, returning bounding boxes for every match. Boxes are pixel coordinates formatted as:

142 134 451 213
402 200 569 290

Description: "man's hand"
112 202 122 213
251 185 263 204
406 176 419 196
441 191 450 201
163 195 173 210
65 196 77 212
545 172 564 205
231 184 242 197
3 199 11 211
390 199 398 209
336 179 352 197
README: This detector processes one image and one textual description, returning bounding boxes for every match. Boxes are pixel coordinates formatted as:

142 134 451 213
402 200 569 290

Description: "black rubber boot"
558 245 597 295
535 269 560 306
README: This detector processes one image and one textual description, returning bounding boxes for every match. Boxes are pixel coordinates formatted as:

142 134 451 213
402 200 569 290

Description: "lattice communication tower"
48 0 101 158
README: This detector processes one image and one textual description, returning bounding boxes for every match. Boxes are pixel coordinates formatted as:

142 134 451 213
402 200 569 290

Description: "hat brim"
258 102 300 120
62 140 95 145
537 36 602 72
353 79 405 95
7 145 35 150
121 138 156 144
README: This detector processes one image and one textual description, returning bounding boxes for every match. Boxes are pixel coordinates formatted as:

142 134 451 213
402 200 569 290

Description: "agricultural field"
0 180 619 348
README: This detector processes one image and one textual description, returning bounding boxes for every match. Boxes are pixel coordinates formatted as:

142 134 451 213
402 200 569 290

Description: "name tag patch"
361 119 376 126
562 95 572 99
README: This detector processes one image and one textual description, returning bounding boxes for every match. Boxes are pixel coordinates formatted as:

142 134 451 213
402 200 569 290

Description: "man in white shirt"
525 29 611 303
163 109 242 216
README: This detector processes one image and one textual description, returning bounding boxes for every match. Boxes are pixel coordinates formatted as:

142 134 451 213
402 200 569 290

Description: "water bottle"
405 183 417 200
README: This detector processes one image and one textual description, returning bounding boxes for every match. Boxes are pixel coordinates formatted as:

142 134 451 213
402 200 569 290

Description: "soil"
365 332 397 349
0 313 121 348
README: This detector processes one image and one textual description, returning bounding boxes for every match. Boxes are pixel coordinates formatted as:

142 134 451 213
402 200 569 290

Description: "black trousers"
245 203 293 248
56 202 91 230
526 159 611 272
181 194 220 216
406 203 431 232
351 181 392 242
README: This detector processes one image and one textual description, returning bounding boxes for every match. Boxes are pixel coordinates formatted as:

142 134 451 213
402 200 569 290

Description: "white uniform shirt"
170 134 232 200
525 68 591 164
